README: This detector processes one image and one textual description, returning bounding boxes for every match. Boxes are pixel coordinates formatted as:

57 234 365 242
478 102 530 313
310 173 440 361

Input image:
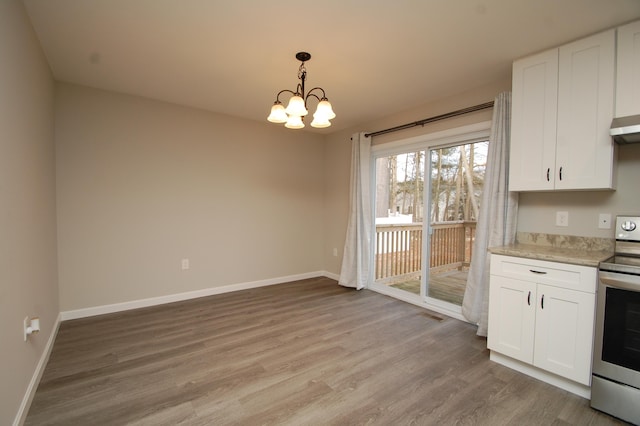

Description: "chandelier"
267 52 336 129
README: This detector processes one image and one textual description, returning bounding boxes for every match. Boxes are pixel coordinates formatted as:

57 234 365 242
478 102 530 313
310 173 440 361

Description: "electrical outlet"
181 258 189 270
332 248 338 257
23 316 40 341
23 316 30 341
598 213 612 229
556 211 569 227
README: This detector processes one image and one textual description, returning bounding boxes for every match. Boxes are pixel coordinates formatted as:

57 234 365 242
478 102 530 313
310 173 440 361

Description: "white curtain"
338 132 372 290
462 92 518 336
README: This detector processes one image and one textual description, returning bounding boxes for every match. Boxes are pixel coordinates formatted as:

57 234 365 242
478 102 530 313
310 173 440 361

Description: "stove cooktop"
599 255 640 275
598 216 640 275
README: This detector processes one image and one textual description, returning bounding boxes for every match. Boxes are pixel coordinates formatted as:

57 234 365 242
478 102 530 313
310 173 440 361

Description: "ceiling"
23 0 640 134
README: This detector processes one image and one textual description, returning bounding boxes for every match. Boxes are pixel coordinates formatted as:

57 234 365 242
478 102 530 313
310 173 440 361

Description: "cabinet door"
616 20 640 117
510 49 558 191
533 284 596 385
488 275 536 363
556 29 615 190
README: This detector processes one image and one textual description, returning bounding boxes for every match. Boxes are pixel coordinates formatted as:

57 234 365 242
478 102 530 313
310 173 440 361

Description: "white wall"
0 1 58 424
517 143 640 237
55 83 326 311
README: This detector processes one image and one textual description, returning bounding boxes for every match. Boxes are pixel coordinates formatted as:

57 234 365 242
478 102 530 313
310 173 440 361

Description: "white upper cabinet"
616 20 640 117
510 49 559 191
510 29 616 191
555 29 616 190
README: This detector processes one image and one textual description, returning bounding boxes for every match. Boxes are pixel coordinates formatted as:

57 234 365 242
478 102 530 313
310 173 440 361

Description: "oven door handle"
599 271 640 292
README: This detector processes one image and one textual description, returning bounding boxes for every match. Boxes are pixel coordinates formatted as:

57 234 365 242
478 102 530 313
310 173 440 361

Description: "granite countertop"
489 232 614 268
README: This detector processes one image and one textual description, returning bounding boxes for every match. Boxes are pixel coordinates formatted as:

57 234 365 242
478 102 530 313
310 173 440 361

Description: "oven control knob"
621 221 637 232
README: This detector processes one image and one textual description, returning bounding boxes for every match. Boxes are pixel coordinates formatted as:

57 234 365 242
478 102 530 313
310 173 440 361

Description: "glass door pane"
427 142 487 305
374 151 425 298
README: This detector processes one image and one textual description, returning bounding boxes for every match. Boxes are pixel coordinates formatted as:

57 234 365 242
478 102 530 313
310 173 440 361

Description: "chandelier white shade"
267 52 335 129
315 99 336 120
284 95 308 117
267 103 288 123
284 115 305 129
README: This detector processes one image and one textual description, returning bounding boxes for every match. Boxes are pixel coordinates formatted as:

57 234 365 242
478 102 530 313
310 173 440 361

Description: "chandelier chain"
298 62 307 81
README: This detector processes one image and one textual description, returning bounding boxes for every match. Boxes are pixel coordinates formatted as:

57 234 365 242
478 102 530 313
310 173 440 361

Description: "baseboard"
489 351 591 399
15 271 339 424
323 271 340 281
13 313 61 426
61 271 338 321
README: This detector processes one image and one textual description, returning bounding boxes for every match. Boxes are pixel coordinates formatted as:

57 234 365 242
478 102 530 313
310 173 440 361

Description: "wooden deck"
389 269 468 306
375 221 474 306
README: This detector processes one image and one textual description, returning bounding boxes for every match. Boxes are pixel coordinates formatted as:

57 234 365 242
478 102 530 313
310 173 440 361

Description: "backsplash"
516 232 614 252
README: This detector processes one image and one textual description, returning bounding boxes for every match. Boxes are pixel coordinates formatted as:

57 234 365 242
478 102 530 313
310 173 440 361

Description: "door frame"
368 121 491 321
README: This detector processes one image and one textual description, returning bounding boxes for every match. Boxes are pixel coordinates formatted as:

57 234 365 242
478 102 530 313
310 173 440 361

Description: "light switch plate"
598 213 611 229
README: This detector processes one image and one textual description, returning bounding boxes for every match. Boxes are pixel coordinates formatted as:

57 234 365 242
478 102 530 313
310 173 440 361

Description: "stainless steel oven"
592 216 640 425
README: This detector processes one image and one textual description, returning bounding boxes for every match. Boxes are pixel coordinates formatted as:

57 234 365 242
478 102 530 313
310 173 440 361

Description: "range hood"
610 114 640 144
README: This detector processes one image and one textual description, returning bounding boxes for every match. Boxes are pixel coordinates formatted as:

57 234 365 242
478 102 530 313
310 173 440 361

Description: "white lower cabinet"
488 255 597 388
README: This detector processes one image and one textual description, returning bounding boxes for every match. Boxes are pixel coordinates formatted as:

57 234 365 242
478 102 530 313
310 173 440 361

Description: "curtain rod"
364 101 494 138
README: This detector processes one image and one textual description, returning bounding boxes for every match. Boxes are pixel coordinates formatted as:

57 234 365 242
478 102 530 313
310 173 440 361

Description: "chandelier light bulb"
311 115 331 128
285 115 305 129
285 95 308 117
267 103 288 123
315 99 336 119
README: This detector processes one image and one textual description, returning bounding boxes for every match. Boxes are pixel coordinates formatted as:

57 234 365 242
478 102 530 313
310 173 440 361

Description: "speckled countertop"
489 232 614 267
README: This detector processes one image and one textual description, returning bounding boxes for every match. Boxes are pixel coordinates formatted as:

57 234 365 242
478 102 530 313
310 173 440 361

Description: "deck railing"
374 221 476 283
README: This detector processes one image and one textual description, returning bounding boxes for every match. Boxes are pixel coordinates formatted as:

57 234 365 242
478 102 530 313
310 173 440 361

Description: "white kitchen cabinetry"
488 255 597 391
510 29 616 191
510 49 558 190
616 20 640 117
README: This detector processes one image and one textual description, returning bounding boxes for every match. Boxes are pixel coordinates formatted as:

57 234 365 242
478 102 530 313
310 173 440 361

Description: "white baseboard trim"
14 313 62 426
489 351 591 399
61 271 337 321
15 271 340 425
323 271 340 281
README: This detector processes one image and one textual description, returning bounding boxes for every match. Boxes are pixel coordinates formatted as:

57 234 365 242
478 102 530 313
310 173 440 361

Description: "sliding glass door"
371 132 488 316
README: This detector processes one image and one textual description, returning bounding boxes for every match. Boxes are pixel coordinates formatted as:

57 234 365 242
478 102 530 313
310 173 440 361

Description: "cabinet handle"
529 269 547 275
546 168 550 182
541 294 545 309
559 167 563 181
527 291 531 306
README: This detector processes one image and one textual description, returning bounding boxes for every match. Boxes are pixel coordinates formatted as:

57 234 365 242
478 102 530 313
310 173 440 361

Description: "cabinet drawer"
490 254 597 293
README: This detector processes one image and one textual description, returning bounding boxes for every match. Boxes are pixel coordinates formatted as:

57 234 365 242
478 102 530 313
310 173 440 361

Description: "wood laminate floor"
25 277 625 425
